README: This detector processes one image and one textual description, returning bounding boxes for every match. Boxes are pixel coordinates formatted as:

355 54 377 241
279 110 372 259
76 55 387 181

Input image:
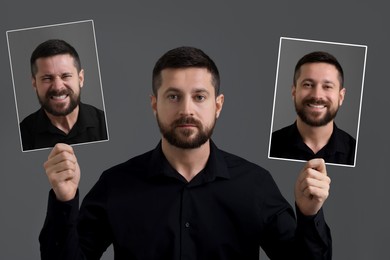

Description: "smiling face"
293 62 346 127
32 54 84 117
151 67 224 149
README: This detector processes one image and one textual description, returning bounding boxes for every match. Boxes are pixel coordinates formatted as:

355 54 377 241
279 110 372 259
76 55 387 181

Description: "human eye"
41 76 52 83
167 94 179 102
302 82 312 88
322 83 335 90
194 95 206 102
62 73 73 80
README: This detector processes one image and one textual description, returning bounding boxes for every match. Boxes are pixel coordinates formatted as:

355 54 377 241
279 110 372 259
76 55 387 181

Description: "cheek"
156 105 175 120
35 85 47 96
294 92 304 102
329 93 341 103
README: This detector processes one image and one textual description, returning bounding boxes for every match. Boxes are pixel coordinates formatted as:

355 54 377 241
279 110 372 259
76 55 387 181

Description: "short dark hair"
30 39 81 77
152 46 220 96
293 51 344 87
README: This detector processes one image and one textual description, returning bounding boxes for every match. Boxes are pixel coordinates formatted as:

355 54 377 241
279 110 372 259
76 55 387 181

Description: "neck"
296 118 334 154
45 105 79 134
161 138 210 182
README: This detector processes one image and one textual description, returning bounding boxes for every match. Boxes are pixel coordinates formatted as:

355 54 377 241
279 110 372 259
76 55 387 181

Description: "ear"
339 87 346 106
32 77 37 90
78 69 85 88
291 84 296 101
150 94 157 117
215 94 224 118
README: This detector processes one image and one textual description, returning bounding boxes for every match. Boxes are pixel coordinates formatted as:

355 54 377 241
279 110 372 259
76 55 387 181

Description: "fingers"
47 143 75 160
45 157 77 182
43 143 80 201
298 158 327 182
295 159 331 215
297 171 330 200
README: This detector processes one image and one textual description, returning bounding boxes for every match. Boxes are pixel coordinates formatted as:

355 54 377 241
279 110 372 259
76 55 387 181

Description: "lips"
177 124 197 129
303 98 328 110
51 94 68 100
47 89 72 101
173 117 200 129
307 103 326 109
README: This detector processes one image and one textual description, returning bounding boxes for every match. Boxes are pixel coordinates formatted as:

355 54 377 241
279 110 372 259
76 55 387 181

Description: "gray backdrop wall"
0 1 387 259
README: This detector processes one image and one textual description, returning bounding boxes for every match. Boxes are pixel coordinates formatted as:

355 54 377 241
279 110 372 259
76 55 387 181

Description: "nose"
52 76 64 89
311 84 324 99
179 96 194 116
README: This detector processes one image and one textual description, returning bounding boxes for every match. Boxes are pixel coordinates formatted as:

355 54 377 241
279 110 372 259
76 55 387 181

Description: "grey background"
269 37 366 167
7 20 106 150
0 1 388 260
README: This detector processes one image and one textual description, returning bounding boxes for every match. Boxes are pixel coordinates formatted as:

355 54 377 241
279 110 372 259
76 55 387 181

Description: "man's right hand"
44 143 80 202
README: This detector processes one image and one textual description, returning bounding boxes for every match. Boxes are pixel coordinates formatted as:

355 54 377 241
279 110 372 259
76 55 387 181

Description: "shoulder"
271 123 295 140
80 103 105 117
217 148 273 182
334 125 356 146
20 109 41 129
270 123 297 156
99 149 154 180
215 148 286 204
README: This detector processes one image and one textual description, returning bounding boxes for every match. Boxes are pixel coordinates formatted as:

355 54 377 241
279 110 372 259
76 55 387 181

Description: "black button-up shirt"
40 141 331 260
20 102 108 151
270 122 356 166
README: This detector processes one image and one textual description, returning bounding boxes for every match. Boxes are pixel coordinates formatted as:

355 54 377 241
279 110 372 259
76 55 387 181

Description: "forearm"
39 190 84 260
295 205 332 260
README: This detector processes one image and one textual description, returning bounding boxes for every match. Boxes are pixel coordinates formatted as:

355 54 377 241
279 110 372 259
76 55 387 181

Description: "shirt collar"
33 103 96 135
147 140 230 185
323 123 349 155
292 121 349 155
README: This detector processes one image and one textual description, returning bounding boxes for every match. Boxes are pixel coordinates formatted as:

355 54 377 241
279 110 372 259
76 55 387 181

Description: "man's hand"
295 158 331 216
44 143 80 202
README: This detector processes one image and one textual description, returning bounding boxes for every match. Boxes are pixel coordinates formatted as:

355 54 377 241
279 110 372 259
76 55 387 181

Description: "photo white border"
6 19 109 152
268 36 368 168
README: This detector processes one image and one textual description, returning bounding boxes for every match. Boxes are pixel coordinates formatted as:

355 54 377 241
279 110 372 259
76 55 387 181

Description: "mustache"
303 97 329 106
172 117 201 127
46 88 73 98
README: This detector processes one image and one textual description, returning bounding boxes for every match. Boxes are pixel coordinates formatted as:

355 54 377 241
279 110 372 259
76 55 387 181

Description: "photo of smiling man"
269 38 367 167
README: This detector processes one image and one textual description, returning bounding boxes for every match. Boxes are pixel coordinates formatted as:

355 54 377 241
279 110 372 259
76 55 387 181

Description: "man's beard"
37 87 80 116
157 114 215 149
295 97 339 127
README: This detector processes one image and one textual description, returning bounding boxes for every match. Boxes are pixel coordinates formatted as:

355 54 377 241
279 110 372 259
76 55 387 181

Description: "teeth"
308 104 325 108
52 95 67 100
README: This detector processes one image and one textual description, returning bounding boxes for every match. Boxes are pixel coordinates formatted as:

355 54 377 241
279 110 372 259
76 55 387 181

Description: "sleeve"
39 174 113 260
295 206 332 259
258 172 332 260
39 190 83 260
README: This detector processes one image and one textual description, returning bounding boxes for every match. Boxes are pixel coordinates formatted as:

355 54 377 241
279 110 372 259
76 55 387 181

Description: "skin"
44 143 80 202
44 67 330 216
33 54 84 134
295 158 330 216
151 68 224 182
293 62 346 153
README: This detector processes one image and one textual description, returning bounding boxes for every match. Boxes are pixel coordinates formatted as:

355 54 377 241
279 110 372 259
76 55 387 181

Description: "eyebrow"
38 72 73 78
163 87 210 94
301 78 336 85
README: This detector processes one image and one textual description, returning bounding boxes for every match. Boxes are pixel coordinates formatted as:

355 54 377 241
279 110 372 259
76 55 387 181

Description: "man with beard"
40 47 332 259
19 39 108 151
270 51 356 166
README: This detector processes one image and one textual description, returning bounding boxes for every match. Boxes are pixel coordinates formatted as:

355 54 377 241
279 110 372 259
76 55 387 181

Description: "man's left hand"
295 158 331 216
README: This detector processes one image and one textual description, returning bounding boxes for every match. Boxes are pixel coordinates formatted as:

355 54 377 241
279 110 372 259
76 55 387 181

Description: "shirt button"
185 222 190 228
